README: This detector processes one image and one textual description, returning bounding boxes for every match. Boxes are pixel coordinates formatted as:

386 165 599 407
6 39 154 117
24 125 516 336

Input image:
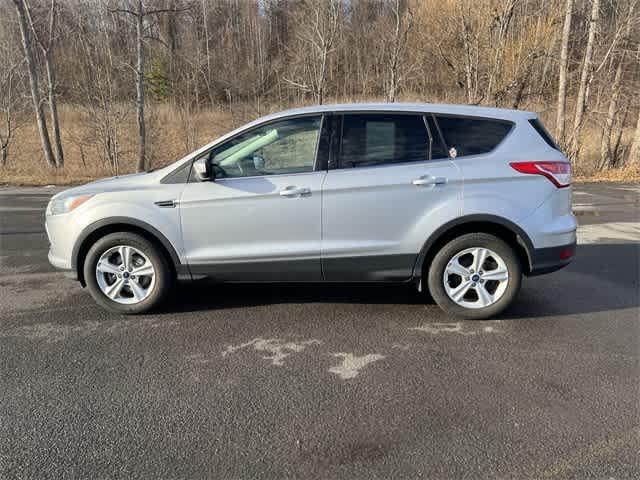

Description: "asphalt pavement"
0 183 638 479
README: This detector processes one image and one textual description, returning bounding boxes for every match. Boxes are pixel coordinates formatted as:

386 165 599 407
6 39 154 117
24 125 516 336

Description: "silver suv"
46 103 576 319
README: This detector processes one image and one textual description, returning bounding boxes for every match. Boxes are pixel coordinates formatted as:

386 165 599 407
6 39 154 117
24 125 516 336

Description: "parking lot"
1 182 638 479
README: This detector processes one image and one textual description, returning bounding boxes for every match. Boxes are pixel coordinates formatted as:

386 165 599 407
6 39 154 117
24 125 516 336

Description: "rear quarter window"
528 118 559 150
435 115 513 157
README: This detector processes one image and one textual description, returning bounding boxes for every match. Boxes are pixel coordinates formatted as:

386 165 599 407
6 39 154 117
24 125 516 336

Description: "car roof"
259 102 537 123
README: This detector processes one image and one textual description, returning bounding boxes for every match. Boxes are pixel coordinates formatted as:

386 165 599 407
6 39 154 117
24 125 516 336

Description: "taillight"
510 161 571 188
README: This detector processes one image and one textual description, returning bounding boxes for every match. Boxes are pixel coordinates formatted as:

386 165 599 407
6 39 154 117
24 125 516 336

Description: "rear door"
321 112 463 281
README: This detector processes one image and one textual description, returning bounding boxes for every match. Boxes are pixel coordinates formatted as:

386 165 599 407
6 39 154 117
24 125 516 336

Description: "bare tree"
385 0 413 102
0 59 27 166
110 0 187 172
599 1 636 170
556 0 574 143
456 2 480 104
629 106 640 165
11 0 56 168
25 0 64 167
285 0 341 105
484 0 520 104
201 0 214 105
72 2 127 175
570 0 601 156
629 45 640 167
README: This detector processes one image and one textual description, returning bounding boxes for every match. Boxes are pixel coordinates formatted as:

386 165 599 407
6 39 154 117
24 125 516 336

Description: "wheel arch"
413 214 534 280
72 217 184 286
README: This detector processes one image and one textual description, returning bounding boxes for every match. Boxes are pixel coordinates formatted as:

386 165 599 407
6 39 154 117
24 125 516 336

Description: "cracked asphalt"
0 183 638 479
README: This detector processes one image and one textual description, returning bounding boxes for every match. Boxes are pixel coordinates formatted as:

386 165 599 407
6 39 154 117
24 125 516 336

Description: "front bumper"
47 250 78 279
527 241 576 276
45 214 76 274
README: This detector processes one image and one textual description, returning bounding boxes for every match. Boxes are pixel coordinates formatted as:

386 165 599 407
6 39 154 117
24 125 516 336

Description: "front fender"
71 215 183 273
68 189 185 280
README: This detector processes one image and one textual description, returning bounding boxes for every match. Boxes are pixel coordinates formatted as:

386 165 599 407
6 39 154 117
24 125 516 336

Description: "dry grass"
574 164 640 183
0 104 241 186
1 102 638 186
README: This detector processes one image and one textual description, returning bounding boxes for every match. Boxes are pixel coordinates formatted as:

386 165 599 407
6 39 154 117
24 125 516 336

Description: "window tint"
436 116 512 157
528 119 559 150
338 114 429 167
209 116 321 178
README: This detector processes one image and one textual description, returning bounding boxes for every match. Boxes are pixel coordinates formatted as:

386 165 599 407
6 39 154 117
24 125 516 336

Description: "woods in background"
0 0 639 181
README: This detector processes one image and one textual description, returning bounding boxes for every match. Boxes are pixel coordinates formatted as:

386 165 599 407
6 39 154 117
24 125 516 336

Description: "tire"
83 232 172 314
427 233 522 320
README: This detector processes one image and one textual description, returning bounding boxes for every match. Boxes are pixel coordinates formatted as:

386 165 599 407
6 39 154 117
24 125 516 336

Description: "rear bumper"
527 242 576 276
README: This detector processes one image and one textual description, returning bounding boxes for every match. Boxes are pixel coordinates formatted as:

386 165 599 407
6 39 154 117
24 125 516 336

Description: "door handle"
413 175 447 186
280 186 311 197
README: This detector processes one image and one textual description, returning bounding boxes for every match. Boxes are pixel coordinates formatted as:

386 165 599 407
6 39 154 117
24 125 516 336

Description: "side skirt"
187 254 417 283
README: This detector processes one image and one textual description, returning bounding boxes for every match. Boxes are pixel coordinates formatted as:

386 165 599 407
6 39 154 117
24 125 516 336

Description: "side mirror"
193 157 213 181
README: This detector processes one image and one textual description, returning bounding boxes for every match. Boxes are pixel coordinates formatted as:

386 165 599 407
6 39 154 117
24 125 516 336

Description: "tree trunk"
386 0 401 103
629 107 640 166
598 1 635 170
484 0 518 105
512 53 537 109
555 0 573 143
572 0 600 144
135 0 146 172
45 49 64 167
317 47 327 105
202 0 214 106
11 0 56 168
461 19 474 104
1 143 7 167
599 56 623 170
538 25 558 102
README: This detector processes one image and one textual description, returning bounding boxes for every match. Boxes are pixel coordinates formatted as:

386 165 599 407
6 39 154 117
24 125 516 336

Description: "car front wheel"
84 232 172 314
427 233 522 319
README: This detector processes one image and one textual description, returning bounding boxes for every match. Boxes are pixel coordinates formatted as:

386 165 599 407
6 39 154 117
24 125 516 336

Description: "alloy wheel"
95 245 156 304
443 247 509 309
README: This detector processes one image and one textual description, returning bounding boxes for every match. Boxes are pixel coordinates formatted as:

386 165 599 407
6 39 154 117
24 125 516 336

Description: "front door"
180 115 327 281
321 112 463 281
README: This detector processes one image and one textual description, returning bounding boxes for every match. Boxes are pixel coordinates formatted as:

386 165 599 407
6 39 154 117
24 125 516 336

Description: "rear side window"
338 114 429 167
435 115 513 157
528 118 559 150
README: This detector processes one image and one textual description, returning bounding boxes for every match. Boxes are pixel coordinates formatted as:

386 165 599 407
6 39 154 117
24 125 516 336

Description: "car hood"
50 172 162 200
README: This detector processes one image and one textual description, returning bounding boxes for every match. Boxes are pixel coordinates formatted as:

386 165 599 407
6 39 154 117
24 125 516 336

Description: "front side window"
435 115 513 157
338 114 430 168
208 116 322 178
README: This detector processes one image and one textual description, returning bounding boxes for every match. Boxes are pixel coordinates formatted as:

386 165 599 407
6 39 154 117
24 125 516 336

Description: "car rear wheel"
84 232 172 314
427 233 522 319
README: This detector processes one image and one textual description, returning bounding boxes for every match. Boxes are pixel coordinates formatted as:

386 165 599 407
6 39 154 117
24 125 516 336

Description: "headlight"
46 194 95 216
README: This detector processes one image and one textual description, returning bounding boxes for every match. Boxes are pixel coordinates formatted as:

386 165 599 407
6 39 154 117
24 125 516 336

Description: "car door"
321 112 463 281
179 114 328 281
